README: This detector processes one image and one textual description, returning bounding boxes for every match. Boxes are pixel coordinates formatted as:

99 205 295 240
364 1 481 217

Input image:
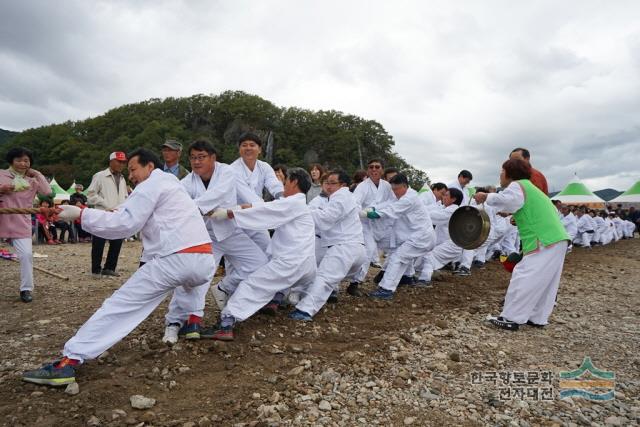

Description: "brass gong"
448 205 491 250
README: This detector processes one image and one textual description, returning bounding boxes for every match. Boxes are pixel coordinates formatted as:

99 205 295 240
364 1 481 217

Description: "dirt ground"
0 238 638 426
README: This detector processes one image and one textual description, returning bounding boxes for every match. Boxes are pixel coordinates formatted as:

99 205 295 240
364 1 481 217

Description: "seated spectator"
53 200 73 243
69 184 87 206
35 199 59 244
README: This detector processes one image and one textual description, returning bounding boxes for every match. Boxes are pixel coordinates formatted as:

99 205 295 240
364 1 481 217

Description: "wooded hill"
0 91 428 189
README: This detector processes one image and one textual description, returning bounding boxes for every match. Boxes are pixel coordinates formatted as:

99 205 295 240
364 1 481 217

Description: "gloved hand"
359 207 373 219
57 205 83 222
210 209 229 220
366 210 381 219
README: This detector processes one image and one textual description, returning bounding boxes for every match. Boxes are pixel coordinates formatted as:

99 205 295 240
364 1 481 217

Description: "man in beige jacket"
87 152 129 277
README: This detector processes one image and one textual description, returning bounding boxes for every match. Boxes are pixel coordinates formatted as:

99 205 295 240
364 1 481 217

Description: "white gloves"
359 207 374 219
57 205 82 221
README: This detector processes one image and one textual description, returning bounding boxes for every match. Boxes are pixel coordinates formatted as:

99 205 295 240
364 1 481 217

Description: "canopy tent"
553 175 605 207
49 178 70 202
66 181 77 193
608 180 640 205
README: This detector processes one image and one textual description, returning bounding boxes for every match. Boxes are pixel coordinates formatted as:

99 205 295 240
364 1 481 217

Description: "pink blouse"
0 170 52 238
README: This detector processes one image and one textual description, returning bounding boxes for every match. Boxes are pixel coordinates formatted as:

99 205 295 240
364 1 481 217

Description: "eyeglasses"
189 155 211 162
368 164 382 169
325 181 340 185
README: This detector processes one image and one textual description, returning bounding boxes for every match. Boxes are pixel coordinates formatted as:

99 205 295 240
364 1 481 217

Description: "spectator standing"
87 151 128 277
307 163 325 203
161 139 189 179
0 147 53 302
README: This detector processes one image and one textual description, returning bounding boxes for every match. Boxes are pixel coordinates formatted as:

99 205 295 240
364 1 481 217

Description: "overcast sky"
1 1 639 191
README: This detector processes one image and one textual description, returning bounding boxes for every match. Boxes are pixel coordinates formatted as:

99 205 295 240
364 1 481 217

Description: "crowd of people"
0 137 636 387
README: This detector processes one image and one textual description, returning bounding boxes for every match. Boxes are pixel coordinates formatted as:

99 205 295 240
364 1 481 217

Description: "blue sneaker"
23 362 76 386
368 287 394 300
178 322 201 340
288 309 313 322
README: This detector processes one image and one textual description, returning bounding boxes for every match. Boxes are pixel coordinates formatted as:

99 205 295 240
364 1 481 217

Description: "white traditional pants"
573 232 591 248
64 253 214 363
501 241 567 325
222 255 316 322
11 238 33 292
296 243 366 316
418 240 461 281
165 229 268 325
380 239 433 292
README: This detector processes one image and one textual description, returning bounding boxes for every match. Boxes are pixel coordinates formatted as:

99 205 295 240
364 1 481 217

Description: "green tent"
555 175 604 205
50 178 70 202
609 180 640 204
66 181 77 193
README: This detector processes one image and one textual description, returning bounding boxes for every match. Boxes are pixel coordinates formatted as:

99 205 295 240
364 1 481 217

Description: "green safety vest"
513 179 570 254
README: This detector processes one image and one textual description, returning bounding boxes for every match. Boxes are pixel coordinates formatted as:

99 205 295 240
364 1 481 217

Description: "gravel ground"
0 237 638 426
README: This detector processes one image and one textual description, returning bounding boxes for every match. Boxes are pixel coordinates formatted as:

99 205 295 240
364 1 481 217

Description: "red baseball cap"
109 151 127 161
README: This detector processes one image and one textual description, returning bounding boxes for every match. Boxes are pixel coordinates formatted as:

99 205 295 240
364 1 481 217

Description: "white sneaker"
211 284 229 310
162 324 180 345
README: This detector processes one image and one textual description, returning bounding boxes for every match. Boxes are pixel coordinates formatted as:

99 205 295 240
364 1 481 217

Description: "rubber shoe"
201 324 234 341
178 322 201 340
471 260 485 269
368 287 394 300
370 261 383 268
327 291 338 303
23 362 76 386
162 323 180 345
211 284 229 310
454 266 471 276
288 309 313 322
259 302 279 316
20 290 33 303
486 315 519 331
346 282 362 297
101 269 120 277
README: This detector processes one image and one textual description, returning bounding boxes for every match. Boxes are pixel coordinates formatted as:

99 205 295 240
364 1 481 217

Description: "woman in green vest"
474 159 570 331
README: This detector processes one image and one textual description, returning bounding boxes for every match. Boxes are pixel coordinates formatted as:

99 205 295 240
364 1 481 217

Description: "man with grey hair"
161 139 189 179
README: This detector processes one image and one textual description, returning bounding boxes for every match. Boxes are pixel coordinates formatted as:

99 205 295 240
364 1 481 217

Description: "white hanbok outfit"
230 158 284 253
295 187 366 316
374 189 435 292
417 203 461 281
600 217 614 245
612 217 624 240
165 163 269 325
352 178 395 279
221 193 316 322
624 220 636 238
574 214 594 248
485 182 568 325
592 216 605 244
308 193 329 265
63 170 214 362
561 212 578 242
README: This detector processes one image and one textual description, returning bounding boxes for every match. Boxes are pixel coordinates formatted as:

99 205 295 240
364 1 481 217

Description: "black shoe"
441 262 454 271
327 291 339 303
101 269 120 277
373 270 385 284
525 320 545 328
347 282 362 297
399 275 416 285
20 290 33 303
486 315 519 331
471 260 485 269
454 266 471 276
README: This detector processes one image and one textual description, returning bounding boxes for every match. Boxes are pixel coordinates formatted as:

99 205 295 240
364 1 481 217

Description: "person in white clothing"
560 205 578 250
201 168 316 341
162 140 269 345
350 159 396 295
416 188 464 283
366 174 436 299
419 182 448 210
574 207 595 248
308 174 331 265
229 132 284 253
447 170 473 205
289 170 367 320
23 149 215 386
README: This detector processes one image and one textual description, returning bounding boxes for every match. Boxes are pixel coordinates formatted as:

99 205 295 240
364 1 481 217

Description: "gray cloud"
1 1 639 191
